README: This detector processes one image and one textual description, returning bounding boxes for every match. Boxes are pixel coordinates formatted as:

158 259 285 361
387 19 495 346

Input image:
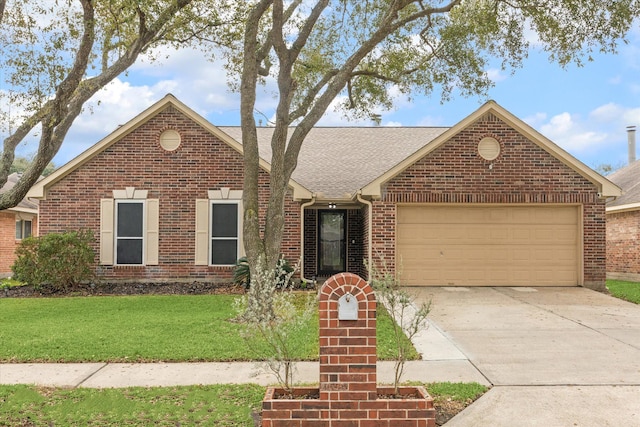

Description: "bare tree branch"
0 0 198 210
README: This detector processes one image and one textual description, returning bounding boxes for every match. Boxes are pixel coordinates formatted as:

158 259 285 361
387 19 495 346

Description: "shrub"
12 230 95 291
232 256 294 289
367 257 431 395
235 255 312 392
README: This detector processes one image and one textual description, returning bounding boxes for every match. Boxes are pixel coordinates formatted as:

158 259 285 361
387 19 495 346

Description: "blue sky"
35 24 640 172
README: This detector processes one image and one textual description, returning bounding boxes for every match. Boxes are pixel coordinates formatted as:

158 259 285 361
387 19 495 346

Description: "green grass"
424 381 488 403
0 382 487 426
0 384 264 426
607 280 640 304
0 294 418 362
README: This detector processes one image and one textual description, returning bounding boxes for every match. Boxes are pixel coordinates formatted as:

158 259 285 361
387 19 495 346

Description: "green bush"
12 230 95 291
232 256 294 289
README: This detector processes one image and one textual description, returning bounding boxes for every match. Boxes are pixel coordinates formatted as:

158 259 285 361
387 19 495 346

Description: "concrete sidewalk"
0 315 489 388
0 360 488 389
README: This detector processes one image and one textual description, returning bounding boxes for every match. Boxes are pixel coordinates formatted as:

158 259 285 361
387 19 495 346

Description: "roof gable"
27 94 312 201
360 100 621 199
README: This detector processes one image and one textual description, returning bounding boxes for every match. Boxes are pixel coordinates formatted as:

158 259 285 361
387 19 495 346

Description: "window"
210 202 240 265
15 219 32 240
115 200 144 265
194 189 243 266
100 189 158 266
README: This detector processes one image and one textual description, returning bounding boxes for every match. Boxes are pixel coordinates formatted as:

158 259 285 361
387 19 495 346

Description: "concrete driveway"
411 286 640 427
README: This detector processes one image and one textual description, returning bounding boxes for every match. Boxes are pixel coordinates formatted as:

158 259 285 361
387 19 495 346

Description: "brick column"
318 272 377 401
261 272 435 426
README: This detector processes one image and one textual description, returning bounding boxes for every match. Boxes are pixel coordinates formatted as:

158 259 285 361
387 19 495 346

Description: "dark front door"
318 210 346 275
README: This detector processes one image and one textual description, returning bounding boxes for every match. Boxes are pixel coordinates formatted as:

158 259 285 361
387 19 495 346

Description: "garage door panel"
397 205 580 286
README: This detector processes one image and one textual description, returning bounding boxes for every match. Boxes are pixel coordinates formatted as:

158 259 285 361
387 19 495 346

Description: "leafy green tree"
221 0 639 289
0 0 223 209
10 155 56 177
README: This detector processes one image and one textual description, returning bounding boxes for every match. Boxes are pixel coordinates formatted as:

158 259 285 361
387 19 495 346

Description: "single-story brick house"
1 173 39 277
606 159 640 281
28 94 620 290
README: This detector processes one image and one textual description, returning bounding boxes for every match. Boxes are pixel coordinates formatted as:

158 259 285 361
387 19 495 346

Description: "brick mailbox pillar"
261 272 435 427
319 272 378 401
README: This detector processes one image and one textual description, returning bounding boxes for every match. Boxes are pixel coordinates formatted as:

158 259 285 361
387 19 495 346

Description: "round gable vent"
159 129 181 151
478 137 500 161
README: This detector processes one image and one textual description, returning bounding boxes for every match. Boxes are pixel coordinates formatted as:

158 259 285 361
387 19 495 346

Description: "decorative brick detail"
371 113 607 290
262 273 435 426
319 273 377 400
607 210 640 281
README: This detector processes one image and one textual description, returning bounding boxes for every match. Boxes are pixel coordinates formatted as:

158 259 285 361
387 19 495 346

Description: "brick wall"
346 209 364 276
262 273 435 426
0 212 16 275
371 112 606 289
607 210 640 281
0 211 38 276
38 106 301 282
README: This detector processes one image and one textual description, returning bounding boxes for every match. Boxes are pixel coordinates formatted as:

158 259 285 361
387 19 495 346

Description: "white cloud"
589 103 625 123
523 112 547 128
541 112 574 134
536 111 608 154
416 115 446 127
486 68 507 83
384 121 403 127
532 103 640 165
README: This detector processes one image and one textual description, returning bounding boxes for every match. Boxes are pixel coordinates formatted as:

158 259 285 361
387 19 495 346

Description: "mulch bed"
1 282 245 298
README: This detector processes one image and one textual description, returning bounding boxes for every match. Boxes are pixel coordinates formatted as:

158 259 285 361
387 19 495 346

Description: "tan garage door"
397 205 580 286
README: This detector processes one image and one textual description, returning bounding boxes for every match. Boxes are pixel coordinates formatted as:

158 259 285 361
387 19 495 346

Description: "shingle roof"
607 160 640 207
0 173 39 211
218 126 449 199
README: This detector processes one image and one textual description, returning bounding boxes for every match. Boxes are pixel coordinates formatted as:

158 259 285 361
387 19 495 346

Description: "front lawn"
0 384 264 426
0 294 418 362
607 280 640 304
0 382 488 426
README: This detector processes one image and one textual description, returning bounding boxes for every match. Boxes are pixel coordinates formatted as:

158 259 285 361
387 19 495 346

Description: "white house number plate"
338 292 358 320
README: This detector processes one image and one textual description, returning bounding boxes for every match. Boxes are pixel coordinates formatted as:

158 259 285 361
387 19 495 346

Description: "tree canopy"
0 0 222 209
223 0 639 275
10 155 56 177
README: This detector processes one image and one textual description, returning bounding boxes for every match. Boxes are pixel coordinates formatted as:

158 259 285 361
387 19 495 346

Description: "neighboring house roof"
28 94 621 202
0 173 39 213
606 160 640 213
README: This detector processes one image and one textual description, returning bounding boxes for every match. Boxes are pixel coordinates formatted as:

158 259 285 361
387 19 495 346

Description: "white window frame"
114 199 146 266
209 200 241 266
15 219 32 240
